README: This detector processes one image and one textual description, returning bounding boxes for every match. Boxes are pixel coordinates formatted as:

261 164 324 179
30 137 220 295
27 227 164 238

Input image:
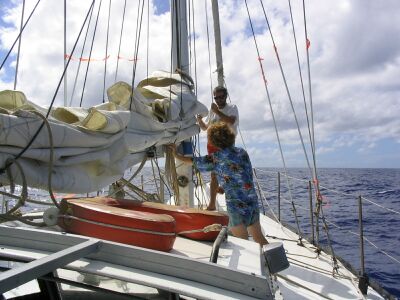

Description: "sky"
0 0 399 168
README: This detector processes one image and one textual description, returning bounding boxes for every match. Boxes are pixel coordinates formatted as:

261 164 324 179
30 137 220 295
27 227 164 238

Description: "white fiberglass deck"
202 187 384 300
0 225 271 300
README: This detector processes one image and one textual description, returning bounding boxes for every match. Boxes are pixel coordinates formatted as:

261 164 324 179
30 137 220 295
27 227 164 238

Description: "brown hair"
213 86 227 97
208 122 235 149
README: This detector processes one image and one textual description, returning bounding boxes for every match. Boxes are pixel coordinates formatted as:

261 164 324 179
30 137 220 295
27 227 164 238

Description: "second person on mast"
196 86 239 211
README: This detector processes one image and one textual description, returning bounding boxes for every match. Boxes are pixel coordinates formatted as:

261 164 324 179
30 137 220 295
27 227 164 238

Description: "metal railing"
253 168 399 298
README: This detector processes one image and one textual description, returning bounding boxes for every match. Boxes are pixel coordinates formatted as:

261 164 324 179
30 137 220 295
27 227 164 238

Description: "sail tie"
178 223 223 235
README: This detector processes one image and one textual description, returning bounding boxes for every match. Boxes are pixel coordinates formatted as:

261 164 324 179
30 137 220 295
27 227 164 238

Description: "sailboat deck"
259 214 384 300
0 224 271 299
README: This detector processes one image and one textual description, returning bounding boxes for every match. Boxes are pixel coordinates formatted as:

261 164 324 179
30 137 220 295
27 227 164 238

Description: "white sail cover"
0 71 207 193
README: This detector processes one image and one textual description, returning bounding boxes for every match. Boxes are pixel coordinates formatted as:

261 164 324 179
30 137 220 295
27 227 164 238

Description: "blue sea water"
255 168 400 299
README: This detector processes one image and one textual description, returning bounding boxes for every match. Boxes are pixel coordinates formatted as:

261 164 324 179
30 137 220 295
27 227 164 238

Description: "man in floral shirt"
169 122 268 245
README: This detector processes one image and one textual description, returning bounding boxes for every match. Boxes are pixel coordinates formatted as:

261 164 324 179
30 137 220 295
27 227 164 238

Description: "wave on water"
256 167 400 298
376 190 396 194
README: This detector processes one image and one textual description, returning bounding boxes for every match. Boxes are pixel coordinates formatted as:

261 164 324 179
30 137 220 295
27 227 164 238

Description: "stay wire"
244 0 304 241
303 0 317 174
188 0 192 75
13 0 25 90
129 0 145 111
259 0 312 175
79 0 103 107
0 1 95 175
69 4 95 106
179 0 184 120
204 0 214 98
102 0 112 102
64 0 67 105
114 0 127 83
300 0 323 252
287 0 314 166
191 0 198 95
153 155 172 199
0 0 41 71
146 0 150 83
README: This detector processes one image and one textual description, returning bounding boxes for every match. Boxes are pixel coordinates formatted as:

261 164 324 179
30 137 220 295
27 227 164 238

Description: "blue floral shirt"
193 146 259 216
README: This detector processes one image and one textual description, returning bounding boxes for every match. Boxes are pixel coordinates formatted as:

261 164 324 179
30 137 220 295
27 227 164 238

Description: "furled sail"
0 71 207 193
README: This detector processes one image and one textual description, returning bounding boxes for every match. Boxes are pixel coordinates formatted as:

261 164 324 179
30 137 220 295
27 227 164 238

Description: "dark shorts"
228 206 260 227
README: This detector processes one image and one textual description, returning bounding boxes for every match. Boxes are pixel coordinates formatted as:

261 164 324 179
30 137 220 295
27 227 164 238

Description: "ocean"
3 167 400 298
254 168 400 299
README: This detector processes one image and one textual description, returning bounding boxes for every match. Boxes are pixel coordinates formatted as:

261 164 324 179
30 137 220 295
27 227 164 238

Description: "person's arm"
211 103 236 125
196 115 208 131
167 144 215 172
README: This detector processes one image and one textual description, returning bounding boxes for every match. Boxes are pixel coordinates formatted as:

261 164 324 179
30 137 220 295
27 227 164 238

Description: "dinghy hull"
58 198 176 252
123 200 229 241
58 197 229 251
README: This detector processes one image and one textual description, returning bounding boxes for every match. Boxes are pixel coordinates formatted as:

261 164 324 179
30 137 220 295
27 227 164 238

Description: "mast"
171 0 194 207
211 0 224 87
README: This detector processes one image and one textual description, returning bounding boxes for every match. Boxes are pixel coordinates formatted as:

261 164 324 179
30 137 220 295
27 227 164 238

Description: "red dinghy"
121 199 229 241
58 197 176 252
58 197 229 251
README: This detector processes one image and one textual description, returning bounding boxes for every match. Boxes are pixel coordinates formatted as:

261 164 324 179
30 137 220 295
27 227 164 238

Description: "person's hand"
211 103 219 113
196 114 203 121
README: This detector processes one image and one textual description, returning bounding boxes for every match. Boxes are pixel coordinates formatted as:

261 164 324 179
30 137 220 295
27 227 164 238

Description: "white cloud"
1 0 399 167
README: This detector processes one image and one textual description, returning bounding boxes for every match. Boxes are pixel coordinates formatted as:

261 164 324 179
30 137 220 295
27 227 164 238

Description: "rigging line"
254 174 280 223
153 154 172 198
318 185 400 216
146 0 149 84
244 0 304 240
0 0 41 71
303 0 317 172
102 0 112 103
178 1 184 120
64 0 67 106
191 0 198 95
168 1 175 123
287 0 314 161
296 1 324 251
0 1 95 176
114 0 127 83
69 4 95 107
320 206 340 275
361 196 400 216
2 158 27 215
324 219 400 265
188 0 192 75
253 169 266 215
299 0 323 250
204 0 214 98
129 0 145 111
150 159 161 201
254 168 400 216
13 0 25 90
258 0 312 175
222 79 250 155
275 273 334 300
169 0 174 75
107 154 147 198
300 0 322 213
28 111 59 208
80 0 103 107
